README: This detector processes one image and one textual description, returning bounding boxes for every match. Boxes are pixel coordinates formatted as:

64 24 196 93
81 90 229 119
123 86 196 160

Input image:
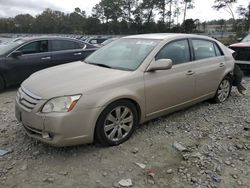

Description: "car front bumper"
15 100 103 147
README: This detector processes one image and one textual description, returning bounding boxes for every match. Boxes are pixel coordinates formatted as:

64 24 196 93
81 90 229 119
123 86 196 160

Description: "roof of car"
124 33 211 40
229 42 250 48
18 36 83 42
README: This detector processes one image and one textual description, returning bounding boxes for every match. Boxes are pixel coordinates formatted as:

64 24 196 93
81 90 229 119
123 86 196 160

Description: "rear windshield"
230 47 250 61
242 34 250 42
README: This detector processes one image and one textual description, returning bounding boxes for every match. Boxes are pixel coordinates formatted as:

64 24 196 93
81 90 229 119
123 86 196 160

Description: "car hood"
229 42 250 48
22 61 132 99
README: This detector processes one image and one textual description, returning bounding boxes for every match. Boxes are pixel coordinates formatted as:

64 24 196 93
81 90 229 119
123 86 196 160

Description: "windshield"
242 34 250 42
0 39 24 56
85 38 160 71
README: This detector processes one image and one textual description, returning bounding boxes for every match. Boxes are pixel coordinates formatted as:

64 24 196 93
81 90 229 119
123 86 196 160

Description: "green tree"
85 17 101 34
212 0 237 24
101 0 124 22
182 0 194 23
33 9 67 33
237 3 250 31
140 0 159 24
182 18 196 33
14 14 34 33
92 4 105 23
68 8 87 34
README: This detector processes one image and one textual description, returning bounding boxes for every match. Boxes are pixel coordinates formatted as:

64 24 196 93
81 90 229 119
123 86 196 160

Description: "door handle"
41 57 51 60
219 62 225 67
186 70 194 76
74 52 82 56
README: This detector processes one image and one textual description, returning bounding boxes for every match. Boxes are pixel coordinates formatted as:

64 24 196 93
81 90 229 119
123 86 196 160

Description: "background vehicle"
241 33 250 42
15 34 234 147
100 38 119 47
0 36 98 90
85 36 111 45
229 41 250 71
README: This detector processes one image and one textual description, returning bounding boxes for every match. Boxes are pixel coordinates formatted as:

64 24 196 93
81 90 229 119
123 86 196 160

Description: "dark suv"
0 36 98 90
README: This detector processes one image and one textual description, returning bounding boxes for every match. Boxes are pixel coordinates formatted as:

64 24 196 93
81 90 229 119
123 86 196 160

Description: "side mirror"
12 51 22 58
147 59 173 72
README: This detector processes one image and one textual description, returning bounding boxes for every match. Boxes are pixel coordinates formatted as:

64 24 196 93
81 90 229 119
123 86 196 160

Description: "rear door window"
51 40 81 51
192 39 216 60
18 40 48 55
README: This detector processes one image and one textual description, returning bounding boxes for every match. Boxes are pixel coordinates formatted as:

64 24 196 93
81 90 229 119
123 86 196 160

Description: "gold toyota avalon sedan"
15 34 235 147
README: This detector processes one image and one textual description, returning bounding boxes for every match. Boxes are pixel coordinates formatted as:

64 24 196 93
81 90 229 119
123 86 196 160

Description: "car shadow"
0 85 19 94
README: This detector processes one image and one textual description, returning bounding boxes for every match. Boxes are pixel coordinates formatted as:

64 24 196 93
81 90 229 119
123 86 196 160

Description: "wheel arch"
93 97 142 145
225 71 234 83
97 97 142 124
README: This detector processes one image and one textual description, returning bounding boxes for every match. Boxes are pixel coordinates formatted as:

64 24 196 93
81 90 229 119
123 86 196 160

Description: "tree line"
0 0 249 36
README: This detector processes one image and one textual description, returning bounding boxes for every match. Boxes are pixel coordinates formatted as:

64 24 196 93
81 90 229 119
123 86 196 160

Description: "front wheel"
213 76 232 103
95 100 138 146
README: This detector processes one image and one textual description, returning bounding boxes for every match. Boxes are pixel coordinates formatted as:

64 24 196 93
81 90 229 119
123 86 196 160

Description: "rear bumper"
15 100 103 147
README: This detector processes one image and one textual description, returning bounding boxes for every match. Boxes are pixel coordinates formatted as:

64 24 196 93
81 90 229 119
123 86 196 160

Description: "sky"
0 0 248 21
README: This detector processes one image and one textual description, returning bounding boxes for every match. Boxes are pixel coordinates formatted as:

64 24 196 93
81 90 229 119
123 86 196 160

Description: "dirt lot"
0 77 250 188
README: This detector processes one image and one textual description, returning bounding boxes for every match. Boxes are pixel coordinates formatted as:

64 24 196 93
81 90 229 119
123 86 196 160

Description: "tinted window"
231 47 250 61
52 40 81 51
19 40 48 55
89 39 107 44
192 40 216 60
156 39 190 65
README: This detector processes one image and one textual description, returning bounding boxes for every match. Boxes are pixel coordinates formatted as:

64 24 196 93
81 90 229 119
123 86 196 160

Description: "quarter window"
156 39 191 65
214 43 223 56
51 40 81 51
19 40 48 54
192 40 216 60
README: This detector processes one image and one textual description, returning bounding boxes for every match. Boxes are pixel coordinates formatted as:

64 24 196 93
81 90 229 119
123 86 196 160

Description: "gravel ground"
0 76 249 188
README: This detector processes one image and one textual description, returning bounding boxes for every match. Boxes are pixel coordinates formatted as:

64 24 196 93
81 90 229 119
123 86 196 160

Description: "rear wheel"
213 76 232 103
95 100 138 146
0 76 4 92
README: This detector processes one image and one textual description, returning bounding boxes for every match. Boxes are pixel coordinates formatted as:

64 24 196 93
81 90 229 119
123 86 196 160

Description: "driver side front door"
144 39 196 118
4 40 51 85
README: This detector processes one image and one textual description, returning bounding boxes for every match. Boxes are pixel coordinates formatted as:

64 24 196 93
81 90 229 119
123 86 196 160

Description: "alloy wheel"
217 79 230 102
104 106 134 142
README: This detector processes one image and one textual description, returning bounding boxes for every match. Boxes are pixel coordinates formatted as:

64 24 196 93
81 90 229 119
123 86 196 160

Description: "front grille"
16 87 42 112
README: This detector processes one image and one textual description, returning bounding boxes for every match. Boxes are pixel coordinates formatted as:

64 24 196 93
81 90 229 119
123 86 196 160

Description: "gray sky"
0 0 248 21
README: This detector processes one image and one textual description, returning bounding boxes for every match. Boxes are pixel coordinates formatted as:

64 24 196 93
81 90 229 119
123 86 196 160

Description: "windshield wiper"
93 63 112 68
86 61 112 69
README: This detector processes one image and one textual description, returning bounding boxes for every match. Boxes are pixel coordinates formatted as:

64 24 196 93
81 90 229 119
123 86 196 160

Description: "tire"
0 76 4 92
95 100 138 146
213 76 232 103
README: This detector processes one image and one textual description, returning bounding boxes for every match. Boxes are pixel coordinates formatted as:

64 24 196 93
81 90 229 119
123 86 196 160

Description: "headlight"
41 95 81 113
